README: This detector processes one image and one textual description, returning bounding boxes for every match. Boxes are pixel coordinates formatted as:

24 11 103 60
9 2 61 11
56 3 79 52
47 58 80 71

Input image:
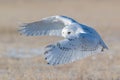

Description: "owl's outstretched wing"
44 33 104 65
19 15 77 36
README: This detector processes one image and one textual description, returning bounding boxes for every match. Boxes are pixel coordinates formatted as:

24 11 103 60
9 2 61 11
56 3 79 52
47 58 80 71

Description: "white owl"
19 15 108 65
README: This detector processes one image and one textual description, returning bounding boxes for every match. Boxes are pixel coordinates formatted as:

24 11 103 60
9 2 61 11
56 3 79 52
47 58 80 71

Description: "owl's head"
62 26 77 38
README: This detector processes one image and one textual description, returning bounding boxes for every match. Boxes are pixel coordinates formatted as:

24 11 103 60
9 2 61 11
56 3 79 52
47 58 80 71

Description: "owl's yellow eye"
68 32 71 34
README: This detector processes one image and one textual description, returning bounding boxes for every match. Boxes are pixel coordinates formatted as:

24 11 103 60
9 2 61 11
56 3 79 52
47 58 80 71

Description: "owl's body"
19 15 108 65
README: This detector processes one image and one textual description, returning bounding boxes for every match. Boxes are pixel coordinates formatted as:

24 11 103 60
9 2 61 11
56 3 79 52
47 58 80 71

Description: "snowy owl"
19 15 108 65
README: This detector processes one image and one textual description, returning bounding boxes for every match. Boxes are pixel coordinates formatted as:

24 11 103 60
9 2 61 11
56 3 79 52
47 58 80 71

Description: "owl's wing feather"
44 33 103 65
19 16 76 36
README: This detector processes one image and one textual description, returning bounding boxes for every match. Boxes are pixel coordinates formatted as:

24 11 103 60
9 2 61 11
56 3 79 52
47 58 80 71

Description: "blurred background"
0 0 120 80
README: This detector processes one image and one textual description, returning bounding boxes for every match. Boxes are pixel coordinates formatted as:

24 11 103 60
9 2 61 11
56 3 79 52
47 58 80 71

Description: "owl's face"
62 26 76 38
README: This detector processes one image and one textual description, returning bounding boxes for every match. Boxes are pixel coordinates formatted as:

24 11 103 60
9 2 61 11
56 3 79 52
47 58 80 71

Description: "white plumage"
19 15 108 65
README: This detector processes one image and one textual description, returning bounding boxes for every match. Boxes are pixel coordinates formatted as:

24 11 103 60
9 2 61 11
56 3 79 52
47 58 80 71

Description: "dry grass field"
0 0 120 80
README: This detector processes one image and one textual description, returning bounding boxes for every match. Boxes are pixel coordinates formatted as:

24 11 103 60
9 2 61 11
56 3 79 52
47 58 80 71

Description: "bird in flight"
19 15 108 65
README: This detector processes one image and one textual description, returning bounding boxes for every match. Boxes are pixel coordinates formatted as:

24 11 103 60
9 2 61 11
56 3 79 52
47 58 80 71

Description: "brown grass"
0 0 120 80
